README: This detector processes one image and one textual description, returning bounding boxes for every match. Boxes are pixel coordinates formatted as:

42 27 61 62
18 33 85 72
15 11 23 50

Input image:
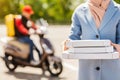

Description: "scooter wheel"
5 54 18 72
48 61 63 76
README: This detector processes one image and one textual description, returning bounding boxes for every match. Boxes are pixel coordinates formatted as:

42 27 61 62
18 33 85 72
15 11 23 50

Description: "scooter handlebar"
36 26 47 35
29 26 47 35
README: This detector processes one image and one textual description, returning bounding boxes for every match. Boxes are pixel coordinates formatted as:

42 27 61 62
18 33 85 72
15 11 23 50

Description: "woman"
63 0 120 80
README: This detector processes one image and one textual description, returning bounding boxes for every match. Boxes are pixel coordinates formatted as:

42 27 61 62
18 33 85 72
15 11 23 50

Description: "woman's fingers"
62 39 70 51
111 43 120 53
111 43 116 46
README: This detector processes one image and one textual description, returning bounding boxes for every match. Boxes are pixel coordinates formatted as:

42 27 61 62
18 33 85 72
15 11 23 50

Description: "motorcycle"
1 18 63 76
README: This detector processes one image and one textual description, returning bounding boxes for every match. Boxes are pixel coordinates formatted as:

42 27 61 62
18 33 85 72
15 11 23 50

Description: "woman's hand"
111 43 120 53
62 39 70 51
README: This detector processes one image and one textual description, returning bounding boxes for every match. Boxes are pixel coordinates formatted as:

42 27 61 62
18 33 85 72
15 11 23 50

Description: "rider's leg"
19 37 40 65
33 44 41 59
18 37 34 61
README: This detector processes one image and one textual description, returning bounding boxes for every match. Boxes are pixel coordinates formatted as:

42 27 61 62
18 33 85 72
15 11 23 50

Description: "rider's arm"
15 18 29 35
31 21 37 30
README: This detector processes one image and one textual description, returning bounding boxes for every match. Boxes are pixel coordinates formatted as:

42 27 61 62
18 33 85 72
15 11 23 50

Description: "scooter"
2 19 63 76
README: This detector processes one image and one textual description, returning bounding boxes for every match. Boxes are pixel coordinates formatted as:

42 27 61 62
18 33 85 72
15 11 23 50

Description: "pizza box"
62 51 119 59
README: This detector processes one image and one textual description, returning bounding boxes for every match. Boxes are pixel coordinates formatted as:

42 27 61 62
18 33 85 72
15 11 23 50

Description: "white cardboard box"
62 51 119 59
69 46 114 53
66 40 111 48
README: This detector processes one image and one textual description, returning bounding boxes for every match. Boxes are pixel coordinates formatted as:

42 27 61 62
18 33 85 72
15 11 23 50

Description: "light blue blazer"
69 1 120 80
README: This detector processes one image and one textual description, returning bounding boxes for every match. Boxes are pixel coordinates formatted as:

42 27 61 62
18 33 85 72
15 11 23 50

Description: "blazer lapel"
84 4 99 34
99 1 118 31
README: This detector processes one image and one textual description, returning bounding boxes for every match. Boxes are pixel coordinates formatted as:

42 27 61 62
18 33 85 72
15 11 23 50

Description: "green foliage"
114 0 120 3
0 0 21 23
0 0 120 24
23 0 75 24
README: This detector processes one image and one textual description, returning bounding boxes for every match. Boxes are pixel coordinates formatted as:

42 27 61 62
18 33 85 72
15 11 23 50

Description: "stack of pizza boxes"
62 40 119 59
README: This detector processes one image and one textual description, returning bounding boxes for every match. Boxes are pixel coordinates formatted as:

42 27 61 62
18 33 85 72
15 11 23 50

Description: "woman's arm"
69 9 82 40
116 20 120 44
112 20 120 53
63 8 82 51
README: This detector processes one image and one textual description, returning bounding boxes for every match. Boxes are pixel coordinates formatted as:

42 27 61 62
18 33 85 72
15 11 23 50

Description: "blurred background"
0 0 85 24
0 0 120 80
0 0 118 25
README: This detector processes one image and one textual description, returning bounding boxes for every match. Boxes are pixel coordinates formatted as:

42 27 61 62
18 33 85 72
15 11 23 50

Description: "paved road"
0 25 78 80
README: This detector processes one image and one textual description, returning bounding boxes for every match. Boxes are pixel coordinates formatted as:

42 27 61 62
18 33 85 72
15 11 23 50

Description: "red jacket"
14 15 37 37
